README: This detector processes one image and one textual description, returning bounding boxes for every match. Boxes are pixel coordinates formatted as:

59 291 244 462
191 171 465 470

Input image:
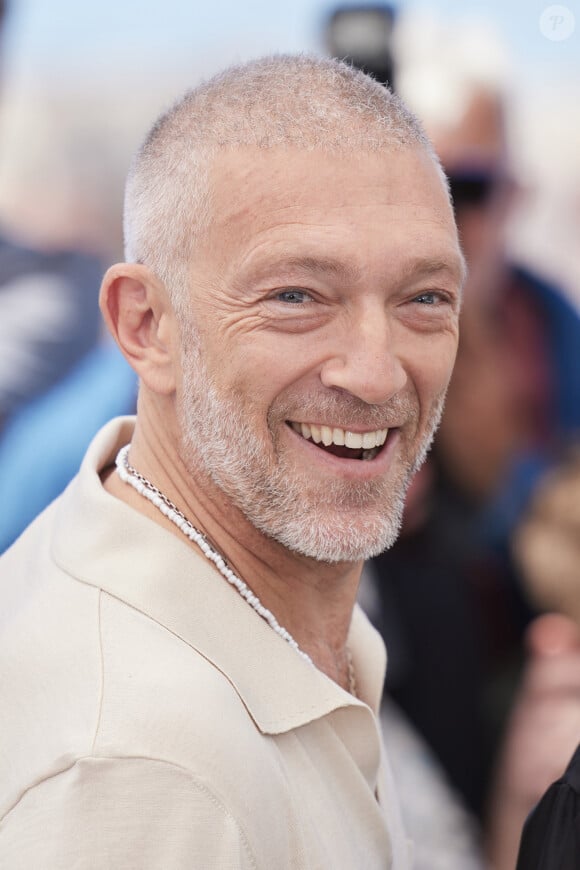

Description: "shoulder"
0 755 259 869
0 508 104 816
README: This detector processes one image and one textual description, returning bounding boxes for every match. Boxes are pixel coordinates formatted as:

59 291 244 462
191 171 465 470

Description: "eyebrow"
402 254 468 288
243 251 466 291
252 255 363 284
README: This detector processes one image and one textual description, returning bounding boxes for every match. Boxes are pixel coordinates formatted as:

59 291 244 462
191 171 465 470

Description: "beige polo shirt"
0 417 411 868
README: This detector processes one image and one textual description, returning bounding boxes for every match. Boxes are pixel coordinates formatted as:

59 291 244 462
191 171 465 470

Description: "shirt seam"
90 589 105 753
0 754 258 869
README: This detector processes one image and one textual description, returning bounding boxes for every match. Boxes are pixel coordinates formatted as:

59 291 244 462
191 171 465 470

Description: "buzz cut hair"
124 53 445 308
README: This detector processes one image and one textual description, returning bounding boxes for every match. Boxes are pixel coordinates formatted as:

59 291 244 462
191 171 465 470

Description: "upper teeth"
290 422 388 450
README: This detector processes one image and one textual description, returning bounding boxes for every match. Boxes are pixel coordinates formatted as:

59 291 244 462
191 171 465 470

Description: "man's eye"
414 292 440 305
275 289 312 304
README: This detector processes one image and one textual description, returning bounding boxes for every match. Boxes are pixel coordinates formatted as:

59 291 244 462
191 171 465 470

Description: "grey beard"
177 337 445 563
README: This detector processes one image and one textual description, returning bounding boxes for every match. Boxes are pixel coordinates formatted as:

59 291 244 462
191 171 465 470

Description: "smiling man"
0 56 464 868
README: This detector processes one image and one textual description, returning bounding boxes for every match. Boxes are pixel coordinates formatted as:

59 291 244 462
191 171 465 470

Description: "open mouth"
288 421 389 461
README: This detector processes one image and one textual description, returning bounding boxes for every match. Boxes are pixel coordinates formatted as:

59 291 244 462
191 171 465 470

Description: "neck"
104 416 363 689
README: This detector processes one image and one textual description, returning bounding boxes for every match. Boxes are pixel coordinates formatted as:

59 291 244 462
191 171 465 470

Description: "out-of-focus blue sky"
4 0 579 86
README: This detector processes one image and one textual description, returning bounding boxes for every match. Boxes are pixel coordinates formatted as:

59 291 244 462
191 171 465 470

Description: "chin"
257 502 406 564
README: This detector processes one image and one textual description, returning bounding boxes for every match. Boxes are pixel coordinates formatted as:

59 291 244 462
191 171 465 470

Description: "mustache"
270 389 418 430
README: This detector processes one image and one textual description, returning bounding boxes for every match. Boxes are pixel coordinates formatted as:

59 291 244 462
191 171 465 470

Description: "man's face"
175 146 463 563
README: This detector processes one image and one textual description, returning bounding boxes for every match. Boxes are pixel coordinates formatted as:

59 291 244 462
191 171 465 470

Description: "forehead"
210 144 450 215
200 145 462 281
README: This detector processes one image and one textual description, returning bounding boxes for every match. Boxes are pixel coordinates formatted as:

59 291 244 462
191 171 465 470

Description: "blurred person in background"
0 338 137 551
0 235 102 435
0 1 136 552
325 5 580 866
380 85 580 863
490 615 580 870
0 0 104 495
508 456 580 868
0 0 103 419
512 446 580 625
370 73 580 809
374 75 580 815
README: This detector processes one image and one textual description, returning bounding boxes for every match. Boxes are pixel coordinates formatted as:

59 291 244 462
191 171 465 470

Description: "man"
0 55 463 868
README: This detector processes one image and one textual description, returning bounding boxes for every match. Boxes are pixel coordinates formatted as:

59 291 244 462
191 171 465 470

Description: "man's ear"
99 263 178 395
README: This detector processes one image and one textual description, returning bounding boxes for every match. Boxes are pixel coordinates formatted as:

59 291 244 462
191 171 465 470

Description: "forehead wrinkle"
210 148 446 227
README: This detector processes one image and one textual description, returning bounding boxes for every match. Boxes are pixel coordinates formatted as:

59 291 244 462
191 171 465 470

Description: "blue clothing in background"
0 235 102 426
0 343 137 552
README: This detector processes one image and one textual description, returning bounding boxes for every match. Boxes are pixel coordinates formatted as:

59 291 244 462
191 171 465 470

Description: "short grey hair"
124 53 445 308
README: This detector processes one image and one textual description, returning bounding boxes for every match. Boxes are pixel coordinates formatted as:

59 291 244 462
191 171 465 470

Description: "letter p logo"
540 5 576 41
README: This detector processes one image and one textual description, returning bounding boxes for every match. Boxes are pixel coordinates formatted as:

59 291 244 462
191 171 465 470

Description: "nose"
319 309 407 405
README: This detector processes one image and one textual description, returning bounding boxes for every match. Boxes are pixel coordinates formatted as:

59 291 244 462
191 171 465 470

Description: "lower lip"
284 424 402 481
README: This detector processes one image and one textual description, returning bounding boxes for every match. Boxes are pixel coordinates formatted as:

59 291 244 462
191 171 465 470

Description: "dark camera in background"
324 3 397 90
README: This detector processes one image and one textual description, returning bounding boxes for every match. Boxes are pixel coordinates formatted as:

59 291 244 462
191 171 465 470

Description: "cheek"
221 336 323 404
405 334 459 411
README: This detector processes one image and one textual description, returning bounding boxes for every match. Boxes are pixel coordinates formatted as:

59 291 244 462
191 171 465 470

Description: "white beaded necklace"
115 444 357 695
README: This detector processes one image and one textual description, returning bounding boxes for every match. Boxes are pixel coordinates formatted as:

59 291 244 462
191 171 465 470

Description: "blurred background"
0 0 578 302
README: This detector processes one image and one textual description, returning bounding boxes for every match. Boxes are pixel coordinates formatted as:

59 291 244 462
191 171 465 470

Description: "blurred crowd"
1 3 579 869
366 75 580 867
